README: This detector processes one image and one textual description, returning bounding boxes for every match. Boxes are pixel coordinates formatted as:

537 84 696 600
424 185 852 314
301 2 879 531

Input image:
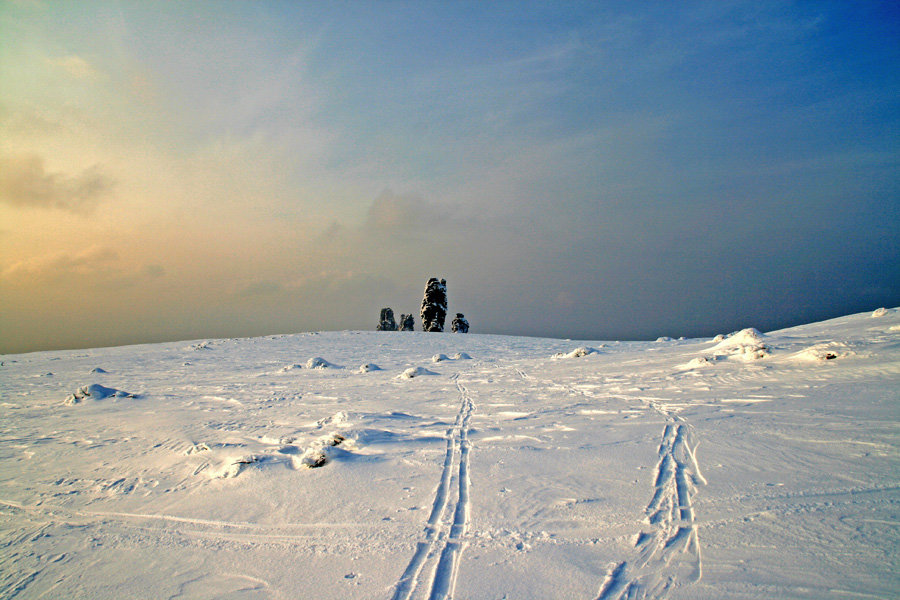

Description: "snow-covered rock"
399 313 415 331
377 308 398 331
553 346 600 359
398 366 438 378
790 342 855 362
307 357 340 369
420 277 447 332
708 327 770 360
65 383 135 405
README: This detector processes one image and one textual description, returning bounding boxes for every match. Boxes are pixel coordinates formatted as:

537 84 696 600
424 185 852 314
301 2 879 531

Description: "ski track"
392 376 474 600
597 420 705 600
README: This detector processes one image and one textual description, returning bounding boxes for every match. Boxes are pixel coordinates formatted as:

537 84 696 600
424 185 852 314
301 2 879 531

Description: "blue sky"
1 1 898 352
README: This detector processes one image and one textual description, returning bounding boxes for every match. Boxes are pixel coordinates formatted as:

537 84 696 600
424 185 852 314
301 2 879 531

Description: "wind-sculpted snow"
553 346 602 359
399 366 439 379
1 311 898 599
64 383 136 404
306 356 341 369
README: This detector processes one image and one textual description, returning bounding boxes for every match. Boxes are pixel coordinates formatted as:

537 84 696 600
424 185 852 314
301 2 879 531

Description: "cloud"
0 104 62 136
47 55 100 79
140 264 166 279
0 153 113 213
1 246 120 283
363 189 451 232
235 280 285 297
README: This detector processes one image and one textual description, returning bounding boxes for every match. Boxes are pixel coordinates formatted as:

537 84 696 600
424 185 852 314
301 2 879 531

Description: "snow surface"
1 309 898 599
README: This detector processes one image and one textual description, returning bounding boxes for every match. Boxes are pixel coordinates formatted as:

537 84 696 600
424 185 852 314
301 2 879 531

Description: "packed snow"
1 309 898 599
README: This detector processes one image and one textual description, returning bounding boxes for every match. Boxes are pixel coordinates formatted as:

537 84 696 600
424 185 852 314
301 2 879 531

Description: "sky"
1 1 898 354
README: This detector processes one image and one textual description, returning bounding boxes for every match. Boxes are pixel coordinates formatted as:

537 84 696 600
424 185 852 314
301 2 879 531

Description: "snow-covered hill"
1 309 898 599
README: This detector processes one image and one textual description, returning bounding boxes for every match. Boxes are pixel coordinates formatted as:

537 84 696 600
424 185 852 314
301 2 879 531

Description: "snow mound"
432 353 450 363
184 443 211 455
358 363 381 373
398 366 438 379
453 352 472 360
791 342 855 362
295 434 347 469
210 432 351 478
678 356 715 370
65 384 136 405
216 454 266 479
280 363 304 372
306 357 340 369
708 328 770 360
655 336 674 343
872 307 888 317
553 347 600 359
685 328 772 365
316 411 350 428
90 367 108 374
711 328 766 349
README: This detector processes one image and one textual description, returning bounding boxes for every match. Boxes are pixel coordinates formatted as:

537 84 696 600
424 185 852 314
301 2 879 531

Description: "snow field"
1 311 898 599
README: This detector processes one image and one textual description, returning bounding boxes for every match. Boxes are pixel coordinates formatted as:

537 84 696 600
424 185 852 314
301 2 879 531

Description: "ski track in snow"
392 375 474 600
597 419 706 600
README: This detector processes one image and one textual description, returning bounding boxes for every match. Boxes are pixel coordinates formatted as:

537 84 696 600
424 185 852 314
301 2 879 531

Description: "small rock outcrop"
421 278 448 332
399 313 415 331
377 308 398 331
451 313 469 333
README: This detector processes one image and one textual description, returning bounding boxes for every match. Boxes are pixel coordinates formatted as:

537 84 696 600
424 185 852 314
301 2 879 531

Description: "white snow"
307 357 341 369
63 383 136 405
399 366 439 379
1 309 898 599
554 346 601 359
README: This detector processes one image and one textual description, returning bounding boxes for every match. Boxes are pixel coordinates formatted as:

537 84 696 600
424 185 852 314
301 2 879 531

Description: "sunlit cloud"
1 245 119 283
0 153 114 213
46 54 100 79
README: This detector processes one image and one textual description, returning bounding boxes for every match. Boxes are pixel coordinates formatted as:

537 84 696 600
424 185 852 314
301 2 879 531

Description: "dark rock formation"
420 278 447 332
451 313 469 333
377 307 398 331
399 313 415 331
